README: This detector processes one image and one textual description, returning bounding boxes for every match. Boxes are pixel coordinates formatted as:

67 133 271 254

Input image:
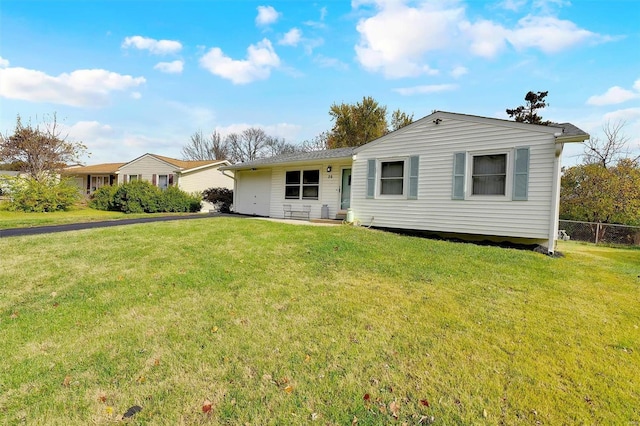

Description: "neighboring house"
63 163 124 195
64 154 233 210
220 111 589 254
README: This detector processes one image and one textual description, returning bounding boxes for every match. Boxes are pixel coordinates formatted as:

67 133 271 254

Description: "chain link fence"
559 220 640 246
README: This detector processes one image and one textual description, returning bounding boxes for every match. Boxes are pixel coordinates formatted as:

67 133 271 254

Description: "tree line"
181 96 414 163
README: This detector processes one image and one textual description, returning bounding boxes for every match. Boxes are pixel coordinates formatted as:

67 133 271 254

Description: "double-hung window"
472 154 507 196
380 161 405 195
285 170 319 200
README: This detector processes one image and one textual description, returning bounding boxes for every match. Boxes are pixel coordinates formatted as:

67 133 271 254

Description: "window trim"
466 150 512 200
377 157 409 199
284 169 320 201
158 174 169 190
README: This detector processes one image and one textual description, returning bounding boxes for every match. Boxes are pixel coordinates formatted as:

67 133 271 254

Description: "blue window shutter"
408 156 419 200
452 152 465 200
366 159 376 199
513 147 530 201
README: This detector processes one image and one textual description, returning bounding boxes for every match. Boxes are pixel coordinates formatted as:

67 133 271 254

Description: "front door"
340 168 351 210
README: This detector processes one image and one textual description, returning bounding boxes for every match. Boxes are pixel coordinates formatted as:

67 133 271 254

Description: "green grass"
0 205 192 230
0 218 638 424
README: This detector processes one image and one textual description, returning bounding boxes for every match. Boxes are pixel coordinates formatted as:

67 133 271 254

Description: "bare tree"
264 137 302 157
0 113 87 181
181 130 229 161
301 132 329 152
226 127 272 163
582 121 637 169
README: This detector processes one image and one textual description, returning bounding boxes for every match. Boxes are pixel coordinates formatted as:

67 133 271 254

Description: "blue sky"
1 0 639 167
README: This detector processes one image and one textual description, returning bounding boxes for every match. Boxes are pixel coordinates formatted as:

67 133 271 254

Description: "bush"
4 176 80 212
91 180 201 213
158 186 202 213
203 187 233 213
89 184 120 211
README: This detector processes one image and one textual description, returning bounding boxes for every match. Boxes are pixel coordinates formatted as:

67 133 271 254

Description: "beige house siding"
350 116 560 241
117 156 176 184
179 166 233 194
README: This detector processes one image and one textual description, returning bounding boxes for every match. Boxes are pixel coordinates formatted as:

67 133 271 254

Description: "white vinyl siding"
118 155 176 185
351 115 559 241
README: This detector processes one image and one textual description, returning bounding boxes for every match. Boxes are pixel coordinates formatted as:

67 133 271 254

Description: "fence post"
595 222 600 244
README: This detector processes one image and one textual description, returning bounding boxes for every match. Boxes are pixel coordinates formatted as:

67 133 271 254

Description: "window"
472 154 506 195
129 175 139 182
285 170 319 200
380 160 404 195
90 175 109 192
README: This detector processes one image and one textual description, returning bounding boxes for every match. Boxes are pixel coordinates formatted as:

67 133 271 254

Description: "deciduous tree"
0 113 87 181
181 130 229 161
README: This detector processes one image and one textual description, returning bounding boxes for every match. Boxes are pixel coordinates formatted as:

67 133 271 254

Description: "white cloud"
314 55 349 71
0 57 9 68
279 28 302 46
498 0 527 11
154 60 184 74
393 84 458 96
199 39 280 84
461 19 509 58
0 65 146 107
587 86 639 106
633 78 640 92
122 36 182 55
131 92 142 99
66 121 114 140
450 66 468 78
507 15 600 53
352 1 611 78
354 2 463 78
256 6 280 26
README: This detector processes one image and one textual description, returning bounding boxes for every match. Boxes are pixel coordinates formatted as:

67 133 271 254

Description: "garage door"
235 170 272 216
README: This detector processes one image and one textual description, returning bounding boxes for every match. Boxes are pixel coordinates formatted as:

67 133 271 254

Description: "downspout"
548 141 564 255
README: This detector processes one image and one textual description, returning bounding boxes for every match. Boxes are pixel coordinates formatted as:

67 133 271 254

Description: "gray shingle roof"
221 147 355 170
552 122 589 139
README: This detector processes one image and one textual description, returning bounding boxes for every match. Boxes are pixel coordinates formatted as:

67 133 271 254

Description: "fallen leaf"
202 399 212 413
420 399 430 407
363 393 371 401
154 358 160 366
310 412 318 421
105 406 114 416
136 375 146 384
284 384 294 393
62 375 71 387
53 302 59 308
352 416 358 425
98 394 107 403
10 312 18 319
389 400 400 419
304 354 311 362
211 326 219 333
483 408 488 418
122 405 142 418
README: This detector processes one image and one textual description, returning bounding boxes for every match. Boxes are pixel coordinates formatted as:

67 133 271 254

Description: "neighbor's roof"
62 163 125 174
151 154 227 170
551 122 590 142
220 147 356 171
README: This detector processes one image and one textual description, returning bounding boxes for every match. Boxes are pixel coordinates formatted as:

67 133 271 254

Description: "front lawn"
0 218 638 424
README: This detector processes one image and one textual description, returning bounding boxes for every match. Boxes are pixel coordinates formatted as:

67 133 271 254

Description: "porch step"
335 210 347 220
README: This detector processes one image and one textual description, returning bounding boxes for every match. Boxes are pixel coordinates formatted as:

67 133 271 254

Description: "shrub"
112 180 161 213
202 187 233 213
4 176 80 212
158 186 202 213
89 184 120 211
92 180 201 213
